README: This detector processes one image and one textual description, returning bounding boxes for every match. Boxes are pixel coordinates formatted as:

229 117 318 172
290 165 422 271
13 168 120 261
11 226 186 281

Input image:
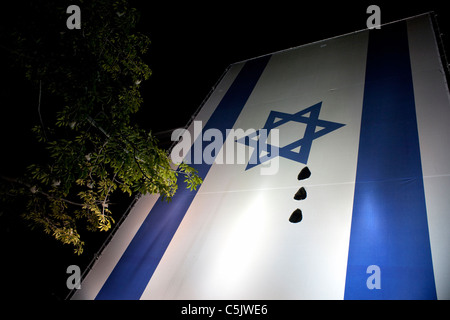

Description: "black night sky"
0 0 449 301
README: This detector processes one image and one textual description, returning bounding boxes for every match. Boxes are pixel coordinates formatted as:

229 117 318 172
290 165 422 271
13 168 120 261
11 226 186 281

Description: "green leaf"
1 0 203 255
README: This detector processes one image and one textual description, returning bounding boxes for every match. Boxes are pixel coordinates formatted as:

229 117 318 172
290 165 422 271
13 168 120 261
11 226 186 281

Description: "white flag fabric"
72 14 450 300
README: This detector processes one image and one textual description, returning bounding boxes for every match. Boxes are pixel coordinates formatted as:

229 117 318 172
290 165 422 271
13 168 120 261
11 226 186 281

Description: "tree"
0 0 202 255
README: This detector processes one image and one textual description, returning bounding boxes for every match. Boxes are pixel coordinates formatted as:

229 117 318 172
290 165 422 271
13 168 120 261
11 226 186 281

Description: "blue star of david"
235 102 345 170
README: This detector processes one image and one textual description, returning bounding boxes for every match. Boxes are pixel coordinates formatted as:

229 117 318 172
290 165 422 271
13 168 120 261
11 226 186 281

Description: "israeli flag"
72 14 450 300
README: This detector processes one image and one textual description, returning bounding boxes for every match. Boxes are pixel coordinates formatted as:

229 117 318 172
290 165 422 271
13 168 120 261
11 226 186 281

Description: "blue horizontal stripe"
95 56 271 300
344 22 436 299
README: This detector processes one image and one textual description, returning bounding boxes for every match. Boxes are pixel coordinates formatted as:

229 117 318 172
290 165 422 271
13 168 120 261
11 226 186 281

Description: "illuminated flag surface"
73 14 450 300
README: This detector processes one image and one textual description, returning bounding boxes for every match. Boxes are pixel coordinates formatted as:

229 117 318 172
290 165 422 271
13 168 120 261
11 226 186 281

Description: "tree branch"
1 175 85 207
